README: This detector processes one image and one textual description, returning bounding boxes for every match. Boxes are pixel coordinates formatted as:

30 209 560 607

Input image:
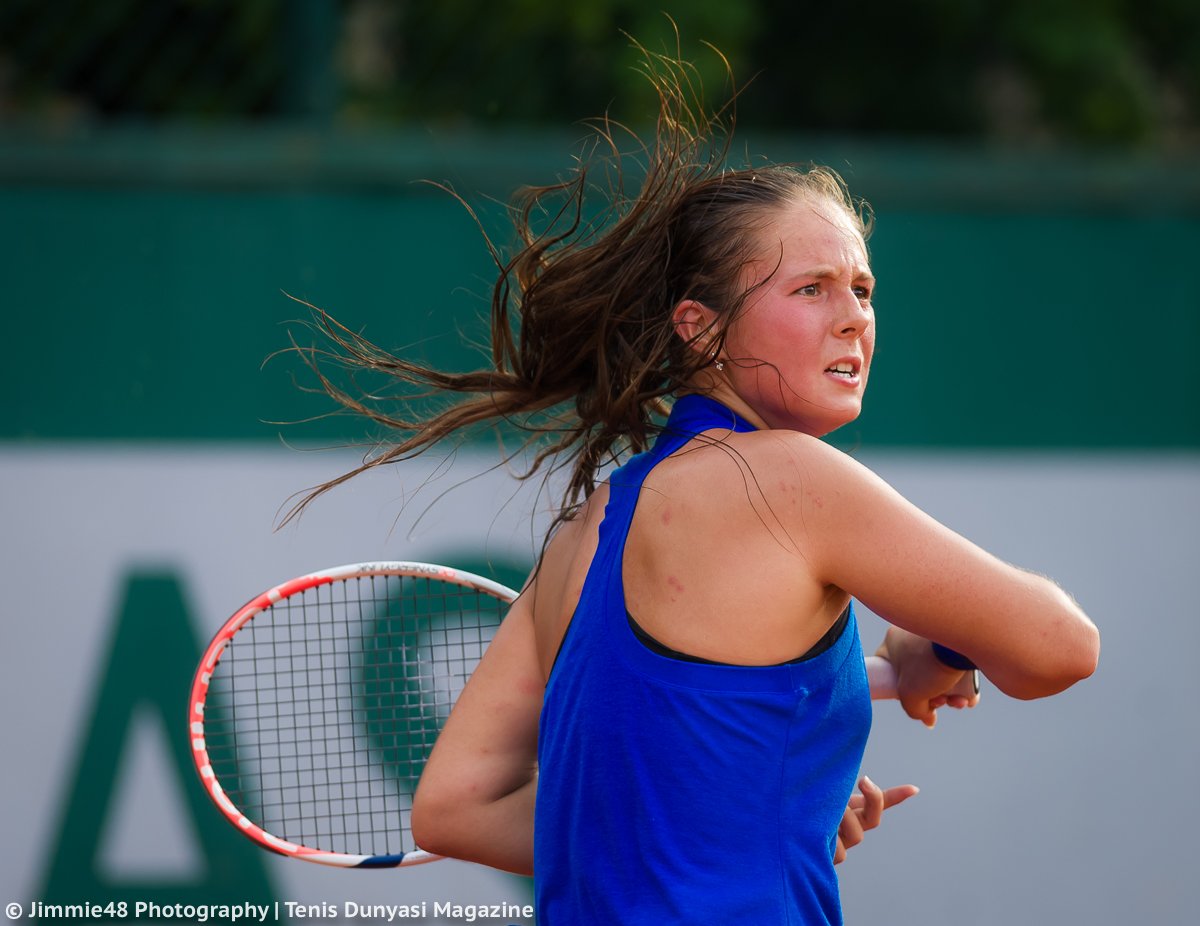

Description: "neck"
679 372 770 430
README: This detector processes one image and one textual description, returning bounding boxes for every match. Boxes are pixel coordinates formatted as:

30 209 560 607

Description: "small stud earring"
713 359 725 372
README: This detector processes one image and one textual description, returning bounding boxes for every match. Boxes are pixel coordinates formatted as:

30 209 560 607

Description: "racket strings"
202 574 504 858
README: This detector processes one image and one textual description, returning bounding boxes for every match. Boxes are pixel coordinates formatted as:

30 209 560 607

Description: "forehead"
746 196 870 277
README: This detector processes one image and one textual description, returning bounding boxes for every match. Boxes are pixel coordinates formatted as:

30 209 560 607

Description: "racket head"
188 561 517 867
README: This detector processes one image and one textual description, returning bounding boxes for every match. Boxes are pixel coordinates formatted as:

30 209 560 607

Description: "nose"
834 289 872 339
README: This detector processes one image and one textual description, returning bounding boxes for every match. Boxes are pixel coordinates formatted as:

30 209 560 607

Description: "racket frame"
188 561 517 868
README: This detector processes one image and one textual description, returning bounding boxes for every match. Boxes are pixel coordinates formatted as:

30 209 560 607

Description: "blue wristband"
931 643 977 671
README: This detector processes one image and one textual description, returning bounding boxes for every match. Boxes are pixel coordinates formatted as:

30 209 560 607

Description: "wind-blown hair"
286 48 869 529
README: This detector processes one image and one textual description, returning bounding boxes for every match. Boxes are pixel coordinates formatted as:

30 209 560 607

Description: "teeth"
828 362 855 374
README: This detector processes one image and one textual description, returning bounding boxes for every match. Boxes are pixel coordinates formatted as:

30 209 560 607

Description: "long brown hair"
284 46 868 530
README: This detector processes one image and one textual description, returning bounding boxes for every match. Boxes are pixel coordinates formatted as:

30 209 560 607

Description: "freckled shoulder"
530 485 610 676
747 429 855 505
664 427 849 509
625 427 855 663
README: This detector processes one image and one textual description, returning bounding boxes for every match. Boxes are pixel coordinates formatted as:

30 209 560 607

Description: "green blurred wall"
3 129 1197 447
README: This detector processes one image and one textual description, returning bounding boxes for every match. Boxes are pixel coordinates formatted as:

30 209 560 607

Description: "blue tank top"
535 394 872 925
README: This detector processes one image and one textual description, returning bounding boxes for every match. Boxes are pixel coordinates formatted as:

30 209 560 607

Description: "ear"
671 299 721 357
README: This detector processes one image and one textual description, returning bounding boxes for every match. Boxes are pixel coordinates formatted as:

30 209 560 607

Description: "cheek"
723 314 772 360
860 335 876 389
773 317 828 365
737 306 806 348
725 304 826 367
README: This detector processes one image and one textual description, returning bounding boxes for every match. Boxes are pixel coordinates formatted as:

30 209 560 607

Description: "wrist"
931 642 977 671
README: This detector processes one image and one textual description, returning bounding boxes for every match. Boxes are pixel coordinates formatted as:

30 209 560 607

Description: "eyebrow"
788 266 876 284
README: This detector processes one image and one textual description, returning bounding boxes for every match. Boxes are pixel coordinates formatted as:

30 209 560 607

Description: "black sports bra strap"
626 605 851 667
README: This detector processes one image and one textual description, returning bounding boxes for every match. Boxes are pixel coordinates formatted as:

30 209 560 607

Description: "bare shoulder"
731 427 880 483
723 431 1097 698
539 485 609 580
529 485 609 676
656 427 873 483
651 427 888 527
715 428 921 558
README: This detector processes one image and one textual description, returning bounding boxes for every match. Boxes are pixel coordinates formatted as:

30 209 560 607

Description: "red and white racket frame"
188 561 519 868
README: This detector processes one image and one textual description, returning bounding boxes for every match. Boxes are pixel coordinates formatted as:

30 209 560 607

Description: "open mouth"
824 361 860 380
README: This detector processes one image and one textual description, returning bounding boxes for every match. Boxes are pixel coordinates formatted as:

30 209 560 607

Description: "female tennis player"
297 53 1099 925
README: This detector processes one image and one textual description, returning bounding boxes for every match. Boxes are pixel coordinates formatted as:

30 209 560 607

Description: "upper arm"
413 580 543 814
779 436 1098 696
413 496 603 830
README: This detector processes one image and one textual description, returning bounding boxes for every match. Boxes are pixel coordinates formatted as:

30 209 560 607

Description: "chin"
755 385 865 436
812 405 863 437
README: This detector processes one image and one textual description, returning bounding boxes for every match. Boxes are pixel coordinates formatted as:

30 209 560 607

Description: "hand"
834 776 919 864
877 627 981 728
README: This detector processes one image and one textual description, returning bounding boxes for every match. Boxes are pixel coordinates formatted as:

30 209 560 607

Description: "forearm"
410 593 544 875
882 573 1098 702
412 773 537 876
938 573 1099 699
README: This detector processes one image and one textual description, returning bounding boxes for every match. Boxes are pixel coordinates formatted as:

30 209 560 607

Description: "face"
717 196 875 437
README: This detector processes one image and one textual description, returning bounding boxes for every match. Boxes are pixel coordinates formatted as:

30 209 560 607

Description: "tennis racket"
189 560 977 868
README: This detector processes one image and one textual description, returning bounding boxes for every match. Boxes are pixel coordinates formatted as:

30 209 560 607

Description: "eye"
795 283 820 297
853 285 873 301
